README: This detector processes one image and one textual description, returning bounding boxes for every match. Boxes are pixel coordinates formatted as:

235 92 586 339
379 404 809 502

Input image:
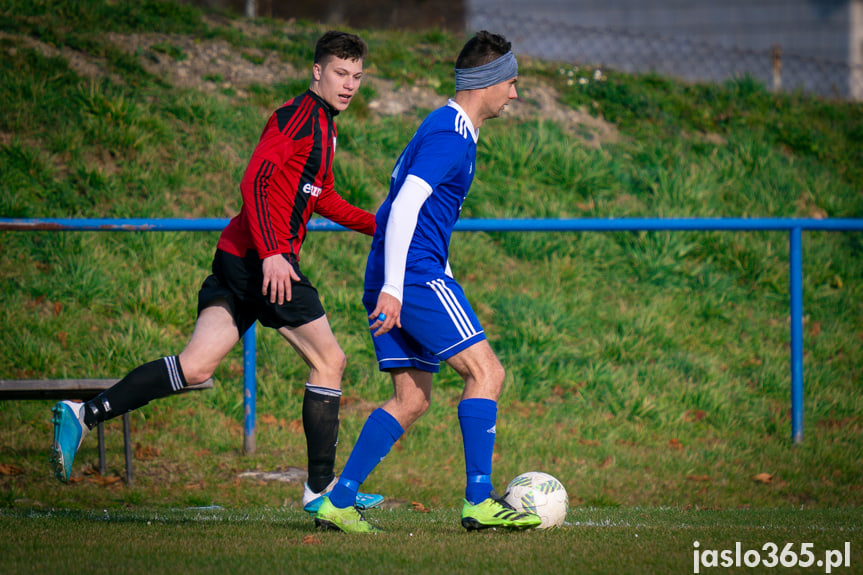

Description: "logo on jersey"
454 113 469 139
302 182 322 196
391 155 404 181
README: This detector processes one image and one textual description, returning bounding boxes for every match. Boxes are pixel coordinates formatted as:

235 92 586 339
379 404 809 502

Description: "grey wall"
468 0 861 98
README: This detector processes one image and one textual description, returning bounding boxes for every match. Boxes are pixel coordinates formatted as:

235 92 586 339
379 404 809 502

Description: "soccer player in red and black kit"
49 31 384 512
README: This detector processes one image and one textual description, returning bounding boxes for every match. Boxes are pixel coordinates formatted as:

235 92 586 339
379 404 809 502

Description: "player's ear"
312 62 323 81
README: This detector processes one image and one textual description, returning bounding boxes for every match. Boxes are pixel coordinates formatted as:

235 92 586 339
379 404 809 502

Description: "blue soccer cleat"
302 477 385 514
49 400 89 483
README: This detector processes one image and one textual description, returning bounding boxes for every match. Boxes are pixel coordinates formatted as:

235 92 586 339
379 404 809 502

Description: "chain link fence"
470 9 863 101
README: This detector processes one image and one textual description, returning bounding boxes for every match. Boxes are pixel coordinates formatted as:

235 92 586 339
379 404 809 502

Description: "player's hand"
369 291 402 337
262 254 300 305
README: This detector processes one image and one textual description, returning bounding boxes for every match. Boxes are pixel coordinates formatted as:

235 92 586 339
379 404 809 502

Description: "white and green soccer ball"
503 471 569 529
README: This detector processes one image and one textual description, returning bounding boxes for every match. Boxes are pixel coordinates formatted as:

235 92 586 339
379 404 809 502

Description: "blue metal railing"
3 216 862 446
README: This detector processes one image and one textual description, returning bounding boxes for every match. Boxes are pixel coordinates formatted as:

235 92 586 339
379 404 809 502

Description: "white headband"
455 51 518 91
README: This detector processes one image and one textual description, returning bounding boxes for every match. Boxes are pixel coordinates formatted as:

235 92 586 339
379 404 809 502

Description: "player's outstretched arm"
314 175 376 236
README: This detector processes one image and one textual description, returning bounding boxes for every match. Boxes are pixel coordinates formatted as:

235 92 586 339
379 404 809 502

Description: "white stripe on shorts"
164 356 184 392
427 278 478 340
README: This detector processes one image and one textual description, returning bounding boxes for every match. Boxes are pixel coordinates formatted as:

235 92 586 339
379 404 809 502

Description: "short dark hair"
455 30 511 69
314 31 368 65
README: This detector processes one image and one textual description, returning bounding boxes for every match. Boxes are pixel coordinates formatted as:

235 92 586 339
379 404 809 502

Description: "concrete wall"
468 0 862 98
852 0 863 97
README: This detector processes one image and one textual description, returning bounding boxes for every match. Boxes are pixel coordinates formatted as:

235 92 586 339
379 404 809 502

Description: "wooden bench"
0 377 214 484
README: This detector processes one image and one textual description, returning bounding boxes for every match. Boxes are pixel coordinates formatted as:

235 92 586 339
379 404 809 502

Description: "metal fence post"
772 44 783 93
3 216 862 445
243 323 257 455
789 227 804 444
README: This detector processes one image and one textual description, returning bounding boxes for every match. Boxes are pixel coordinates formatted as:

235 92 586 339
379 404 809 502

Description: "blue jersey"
365 101 477 290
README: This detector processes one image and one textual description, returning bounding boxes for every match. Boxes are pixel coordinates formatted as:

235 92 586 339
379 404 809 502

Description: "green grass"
0 1 862 571
1 507 859 575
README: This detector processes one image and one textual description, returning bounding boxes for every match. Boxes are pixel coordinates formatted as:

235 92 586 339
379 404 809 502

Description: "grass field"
1 1 862 573
1 506 860 574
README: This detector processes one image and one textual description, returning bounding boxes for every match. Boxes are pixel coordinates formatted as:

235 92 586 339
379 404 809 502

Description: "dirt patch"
1 31 122 84
4 25 619 146
106 31 298 96
509 82 619 147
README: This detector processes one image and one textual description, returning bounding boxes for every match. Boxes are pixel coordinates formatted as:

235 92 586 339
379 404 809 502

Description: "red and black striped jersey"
217 90 375 261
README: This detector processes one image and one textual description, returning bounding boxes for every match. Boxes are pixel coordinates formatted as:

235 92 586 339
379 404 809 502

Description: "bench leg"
97 422 106 475
122 412 133 485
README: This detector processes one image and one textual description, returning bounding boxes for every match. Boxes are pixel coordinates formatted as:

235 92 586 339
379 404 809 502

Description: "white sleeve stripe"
383 175 432 302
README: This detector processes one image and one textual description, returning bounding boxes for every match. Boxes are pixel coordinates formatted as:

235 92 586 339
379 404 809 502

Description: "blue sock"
458 398 498 505
329 408 403 508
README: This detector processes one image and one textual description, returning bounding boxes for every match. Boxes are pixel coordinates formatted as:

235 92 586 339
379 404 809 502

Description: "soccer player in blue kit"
314 30 542 533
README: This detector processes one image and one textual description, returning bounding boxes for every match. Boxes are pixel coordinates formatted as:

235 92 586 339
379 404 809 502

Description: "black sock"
83 356 187 429
302 384 341 493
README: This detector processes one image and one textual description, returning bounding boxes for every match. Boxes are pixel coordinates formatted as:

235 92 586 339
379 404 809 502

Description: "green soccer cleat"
49 400 90 483
461 490 542 531
314 496 383 534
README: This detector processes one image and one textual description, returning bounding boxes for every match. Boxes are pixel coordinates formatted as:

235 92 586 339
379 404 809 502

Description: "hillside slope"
1 1 861 510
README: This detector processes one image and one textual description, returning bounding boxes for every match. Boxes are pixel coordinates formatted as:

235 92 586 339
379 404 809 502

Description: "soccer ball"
503 471 569 529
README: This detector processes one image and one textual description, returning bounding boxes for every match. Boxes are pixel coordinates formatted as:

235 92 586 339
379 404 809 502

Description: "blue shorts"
363 276 486 373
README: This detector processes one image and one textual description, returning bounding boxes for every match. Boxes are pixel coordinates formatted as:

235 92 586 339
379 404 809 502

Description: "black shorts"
197 249 325 334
